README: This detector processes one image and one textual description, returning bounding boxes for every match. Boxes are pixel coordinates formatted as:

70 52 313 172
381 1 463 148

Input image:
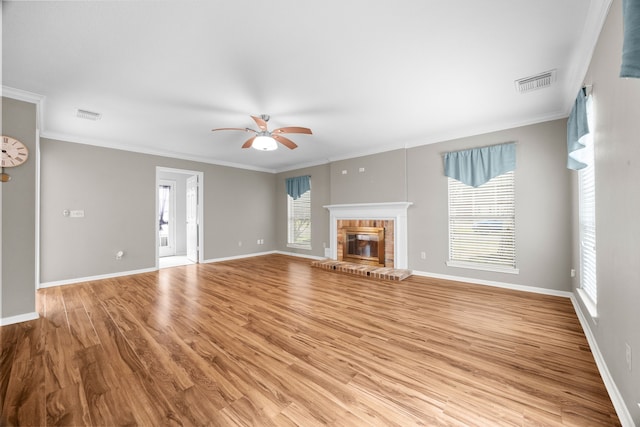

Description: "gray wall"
573 0 640 421
407 120 572 291
40 138 276 283
275 164 331 258
1 98 37 319
277 121 572 297
330 149 407 204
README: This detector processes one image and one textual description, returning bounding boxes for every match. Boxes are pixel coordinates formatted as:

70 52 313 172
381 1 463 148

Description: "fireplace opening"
342 226 385 266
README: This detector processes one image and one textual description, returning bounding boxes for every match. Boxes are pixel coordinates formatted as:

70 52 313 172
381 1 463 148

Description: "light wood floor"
1 254 620 426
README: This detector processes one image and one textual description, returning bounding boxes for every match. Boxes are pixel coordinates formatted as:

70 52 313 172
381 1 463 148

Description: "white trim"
576 287 598 320
324 202 412 269
202 250 278 264
446 260 520 275
286 243 312 251
411 269 573 298
570 294 634 427
39 267 157 289
35 129 41 290
42 130 276 174
562 0 613 115
155 167 204 266
0 311 39 326
274 250 326 261
2 86 45 130
203 251 326 264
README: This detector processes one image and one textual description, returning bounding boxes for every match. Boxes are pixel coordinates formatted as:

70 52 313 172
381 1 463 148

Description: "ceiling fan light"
253 135 278 151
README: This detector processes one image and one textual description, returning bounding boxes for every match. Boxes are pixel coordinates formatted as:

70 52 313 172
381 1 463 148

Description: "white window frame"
447 171 518 274
287 188 312 250
577 95 597 317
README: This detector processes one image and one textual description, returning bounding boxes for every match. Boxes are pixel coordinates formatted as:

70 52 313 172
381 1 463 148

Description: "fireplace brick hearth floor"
311 259 412 281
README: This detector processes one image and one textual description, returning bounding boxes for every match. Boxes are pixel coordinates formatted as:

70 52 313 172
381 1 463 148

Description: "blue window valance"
286 175 311 200
444 142 516 187
621 0 640 78
567 89 590 171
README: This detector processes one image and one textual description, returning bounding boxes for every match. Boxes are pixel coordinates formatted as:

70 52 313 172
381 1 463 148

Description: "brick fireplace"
324 202 412 269
338 221 393 267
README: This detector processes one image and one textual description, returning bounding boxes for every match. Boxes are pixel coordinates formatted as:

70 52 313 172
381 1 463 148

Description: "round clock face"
2 136 29 167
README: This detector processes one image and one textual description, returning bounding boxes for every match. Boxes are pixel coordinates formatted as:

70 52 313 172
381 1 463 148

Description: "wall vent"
515 69 556 93
76 109 102 121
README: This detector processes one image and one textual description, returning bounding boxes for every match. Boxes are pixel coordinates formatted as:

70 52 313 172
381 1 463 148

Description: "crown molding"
2 86 46 130
561 0 613 114
41 130 277 174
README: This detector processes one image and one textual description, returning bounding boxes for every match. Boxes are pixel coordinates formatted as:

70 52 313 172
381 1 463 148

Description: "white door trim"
155 167 204 268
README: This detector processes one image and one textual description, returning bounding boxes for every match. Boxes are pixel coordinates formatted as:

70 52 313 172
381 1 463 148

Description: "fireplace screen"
342 227 385 266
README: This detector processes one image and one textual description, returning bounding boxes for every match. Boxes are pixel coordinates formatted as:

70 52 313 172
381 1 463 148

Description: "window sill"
287 244 312 251
576 288 598 320
446 260 519 275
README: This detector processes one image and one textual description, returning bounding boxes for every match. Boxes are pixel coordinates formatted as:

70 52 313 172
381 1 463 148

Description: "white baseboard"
411 269 573 298
202 250 278 264
203 250 326 264
0 311 39 326
39 267 157 289
273 250 326 261
570 295 634 427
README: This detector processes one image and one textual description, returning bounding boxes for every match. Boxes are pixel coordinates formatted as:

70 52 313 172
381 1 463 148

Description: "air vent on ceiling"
76 109 102 121
515 69 556 93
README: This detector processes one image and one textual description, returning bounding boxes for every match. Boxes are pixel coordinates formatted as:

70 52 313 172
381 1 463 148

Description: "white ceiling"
2 1 610 173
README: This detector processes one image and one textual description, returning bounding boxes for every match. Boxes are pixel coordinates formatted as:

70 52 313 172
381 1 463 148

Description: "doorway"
156 167 204 269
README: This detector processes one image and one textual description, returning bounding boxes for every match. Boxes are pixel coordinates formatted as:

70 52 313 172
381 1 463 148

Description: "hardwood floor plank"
0 254 621 425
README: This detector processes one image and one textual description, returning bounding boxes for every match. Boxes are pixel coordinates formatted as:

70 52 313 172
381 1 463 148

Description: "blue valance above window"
286 175 311 200
444 142 516 187
621 0 640 78
567 89 590 171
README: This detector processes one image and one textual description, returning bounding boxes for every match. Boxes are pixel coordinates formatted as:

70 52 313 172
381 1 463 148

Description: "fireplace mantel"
324 202 412 269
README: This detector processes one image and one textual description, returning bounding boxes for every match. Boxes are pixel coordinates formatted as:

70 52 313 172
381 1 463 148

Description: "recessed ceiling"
2 0 610 172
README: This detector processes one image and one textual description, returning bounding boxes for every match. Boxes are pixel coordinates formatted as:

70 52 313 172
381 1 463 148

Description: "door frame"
155 167 204 268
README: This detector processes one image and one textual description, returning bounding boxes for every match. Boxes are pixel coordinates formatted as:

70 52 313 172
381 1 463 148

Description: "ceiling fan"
212 114 312 151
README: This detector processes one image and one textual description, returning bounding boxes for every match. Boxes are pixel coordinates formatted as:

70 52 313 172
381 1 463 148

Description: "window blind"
579 162 597 302
448 171 516 269
288 189 311 249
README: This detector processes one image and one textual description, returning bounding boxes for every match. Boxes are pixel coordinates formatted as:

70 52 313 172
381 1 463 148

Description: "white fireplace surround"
324 202 413 269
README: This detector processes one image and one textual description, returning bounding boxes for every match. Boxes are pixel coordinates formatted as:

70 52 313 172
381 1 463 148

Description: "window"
447 171 517 273
287 187 311 249
579 96 597 304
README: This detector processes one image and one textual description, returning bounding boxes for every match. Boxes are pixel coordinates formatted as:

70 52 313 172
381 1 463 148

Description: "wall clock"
1 135 29 182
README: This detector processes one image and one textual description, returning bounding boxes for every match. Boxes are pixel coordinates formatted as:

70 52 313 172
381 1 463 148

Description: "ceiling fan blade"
272 126 312 135
272 134 298 150
251 115 269 131
241 136 257 149
212 127 255 132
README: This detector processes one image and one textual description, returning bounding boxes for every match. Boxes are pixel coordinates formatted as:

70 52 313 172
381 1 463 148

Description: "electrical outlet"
238 241 242 247
570 268 576 278
625 343 632 372
420 251 426 260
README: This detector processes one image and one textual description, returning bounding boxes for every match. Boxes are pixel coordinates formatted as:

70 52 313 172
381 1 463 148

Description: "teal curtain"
286 175 311 200
444 142 516 187
567 89 590 170
621 0 640 78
